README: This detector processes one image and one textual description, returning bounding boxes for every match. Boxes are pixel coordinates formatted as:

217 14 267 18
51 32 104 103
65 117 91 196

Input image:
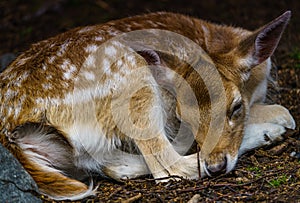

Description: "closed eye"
230 101 243 119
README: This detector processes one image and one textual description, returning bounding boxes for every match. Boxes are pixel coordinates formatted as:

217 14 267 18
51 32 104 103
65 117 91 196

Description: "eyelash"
230 102 243 119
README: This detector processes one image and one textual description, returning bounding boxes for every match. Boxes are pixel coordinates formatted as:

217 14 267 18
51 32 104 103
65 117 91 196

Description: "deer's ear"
129 43 161 66
133 47 177 95
236 11 291 67
133 47 165 83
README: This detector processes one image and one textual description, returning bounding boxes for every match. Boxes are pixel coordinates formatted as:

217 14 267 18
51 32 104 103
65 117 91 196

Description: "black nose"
206 158 227 176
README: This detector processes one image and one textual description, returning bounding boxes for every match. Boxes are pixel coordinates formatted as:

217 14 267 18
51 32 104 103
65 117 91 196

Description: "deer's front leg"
239 104 296 156
129 102 199 180
102 137 199 181
134 135 199 180
112 84 199 181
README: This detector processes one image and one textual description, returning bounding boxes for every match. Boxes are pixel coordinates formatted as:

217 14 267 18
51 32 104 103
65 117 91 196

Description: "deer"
0 11 295 200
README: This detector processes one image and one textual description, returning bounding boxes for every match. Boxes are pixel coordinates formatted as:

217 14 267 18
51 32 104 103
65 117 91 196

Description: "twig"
121 193 142 203
187 194 201 203
225 185 238 193
129 175 185 183
175 186 208 193
155 193 164 202
212 192 233 202
108 186 123 199
197 144 201 179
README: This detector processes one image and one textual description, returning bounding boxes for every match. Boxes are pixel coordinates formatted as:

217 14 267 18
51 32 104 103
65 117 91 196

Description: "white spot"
61 59 77 80
95 36 103 42
61 59 70 70
102 59 111 74
63 71 129 105
4 89 18 100
116 59 123 67
57 41 70 56
112 41 123 47
82 71 95 81
6 106 13 117
64 68 75 80
42 83 53 90
146 20 158 27
14 71 29 87
14 105 21 119
105 46 117 56
46 75 53 80
66 60 77 71
21 71 29 80
10 94 26 119
126 55 136 65
36 97 61 106
78 27 93 33
85 44 98 53
48 56 56 64
36 97 43 104
84 55 96 68
107 29 120 36
202 25 209 34
16 56 31 66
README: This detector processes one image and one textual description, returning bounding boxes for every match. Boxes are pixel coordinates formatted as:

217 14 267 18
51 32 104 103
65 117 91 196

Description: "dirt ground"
0 0 299 202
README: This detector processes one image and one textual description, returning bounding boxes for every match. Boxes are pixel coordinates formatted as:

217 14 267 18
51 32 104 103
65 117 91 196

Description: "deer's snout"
201 153 238 177
204 157 227 176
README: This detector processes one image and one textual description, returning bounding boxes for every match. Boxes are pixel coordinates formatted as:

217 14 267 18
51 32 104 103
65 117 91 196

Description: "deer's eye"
229 101 243 120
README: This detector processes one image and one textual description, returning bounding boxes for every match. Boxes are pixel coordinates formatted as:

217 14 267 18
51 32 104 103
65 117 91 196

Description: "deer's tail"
6 122 96 200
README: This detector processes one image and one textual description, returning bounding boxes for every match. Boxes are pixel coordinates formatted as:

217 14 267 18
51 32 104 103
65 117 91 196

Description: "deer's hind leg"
7 122 94 200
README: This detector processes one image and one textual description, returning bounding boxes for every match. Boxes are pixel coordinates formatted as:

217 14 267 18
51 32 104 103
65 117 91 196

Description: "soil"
0 0 299 202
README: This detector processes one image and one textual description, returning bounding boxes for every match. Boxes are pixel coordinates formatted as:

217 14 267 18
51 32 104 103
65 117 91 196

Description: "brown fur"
0 11 293 200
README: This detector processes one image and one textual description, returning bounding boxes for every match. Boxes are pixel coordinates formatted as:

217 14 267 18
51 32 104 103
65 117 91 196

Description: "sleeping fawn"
0 11 295 200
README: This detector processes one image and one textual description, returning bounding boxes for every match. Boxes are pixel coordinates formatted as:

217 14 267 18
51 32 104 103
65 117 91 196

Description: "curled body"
0 11 295 200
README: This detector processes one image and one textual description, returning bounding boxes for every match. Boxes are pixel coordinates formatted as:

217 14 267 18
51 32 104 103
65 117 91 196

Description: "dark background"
1 0 299 55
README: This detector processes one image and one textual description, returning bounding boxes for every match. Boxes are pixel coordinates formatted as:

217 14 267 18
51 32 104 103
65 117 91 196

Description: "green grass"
290 48 300 68
20 27 33 37
246 166 262 177
291 49 300 60
268 175 288 187
247 166 260 172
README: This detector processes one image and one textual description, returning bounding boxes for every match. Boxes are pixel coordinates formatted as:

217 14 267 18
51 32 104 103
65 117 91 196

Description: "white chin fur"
200 160 210 177
226 154 238 173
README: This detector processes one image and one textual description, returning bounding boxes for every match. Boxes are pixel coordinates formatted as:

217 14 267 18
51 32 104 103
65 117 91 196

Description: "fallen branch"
121 193 142 203
187 194 201 203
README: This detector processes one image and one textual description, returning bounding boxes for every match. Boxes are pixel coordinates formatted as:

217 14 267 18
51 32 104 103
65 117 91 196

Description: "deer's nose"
205 158 227 176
